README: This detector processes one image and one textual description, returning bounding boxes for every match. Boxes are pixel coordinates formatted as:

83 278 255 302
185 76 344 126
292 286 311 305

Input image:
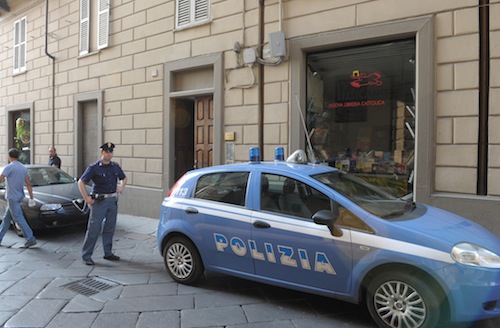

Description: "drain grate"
63 277 119 296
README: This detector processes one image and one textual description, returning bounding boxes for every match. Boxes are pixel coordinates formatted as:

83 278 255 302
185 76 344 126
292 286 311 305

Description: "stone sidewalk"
0 214 498 328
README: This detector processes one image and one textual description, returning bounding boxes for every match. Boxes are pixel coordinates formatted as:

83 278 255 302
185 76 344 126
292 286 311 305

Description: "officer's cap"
100 142 115 152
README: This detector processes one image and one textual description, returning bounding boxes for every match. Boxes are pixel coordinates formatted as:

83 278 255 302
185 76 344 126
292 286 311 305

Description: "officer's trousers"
82 197 118 260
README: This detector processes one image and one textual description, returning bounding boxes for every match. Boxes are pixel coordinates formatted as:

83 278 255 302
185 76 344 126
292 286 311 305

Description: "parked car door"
251 172 354 294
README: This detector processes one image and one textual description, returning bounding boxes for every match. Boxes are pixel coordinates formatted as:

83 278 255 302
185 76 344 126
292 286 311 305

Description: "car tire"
163 236 204 284
366 271 441 328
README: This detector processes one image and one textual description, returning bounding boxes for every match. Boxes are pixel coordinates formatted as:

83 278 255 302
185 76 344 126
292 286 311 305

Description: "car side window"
261 173 331 219
194 172 249 206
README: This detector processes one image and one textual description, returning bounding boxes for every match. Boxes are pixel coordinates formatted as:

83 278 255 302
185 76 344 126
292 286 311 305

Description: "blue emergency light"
275 147 284 161
249 147 260 163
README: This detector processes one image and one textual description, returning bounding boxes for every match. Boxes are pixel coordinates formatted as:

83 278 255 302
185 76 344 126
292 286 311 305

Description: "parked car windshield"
313 171 414 219
28 167 75 186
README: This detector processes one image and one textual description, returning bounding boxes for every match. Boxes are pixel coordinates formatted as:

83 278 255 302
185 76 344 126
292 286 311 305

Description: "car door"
187 171 255 275
250 172 354 294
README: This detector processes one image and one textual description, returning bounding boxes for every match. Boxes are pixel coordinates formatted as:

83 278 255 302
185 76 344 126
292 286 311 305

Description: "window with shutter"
79 0 110 56
97 0 110 49
13 17 27 74
79 0 90 55
176 0 210 29
194 0 209 22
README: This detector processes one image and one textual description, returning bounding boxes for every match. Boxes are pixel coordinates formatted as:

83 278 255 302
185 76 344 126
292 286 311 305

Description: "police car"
157 148 500 328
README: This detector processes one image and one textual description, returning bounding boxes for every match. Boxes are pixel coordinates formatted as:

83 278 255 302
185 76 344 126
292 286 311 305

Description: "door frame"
164 53 224 189
74 91 103 177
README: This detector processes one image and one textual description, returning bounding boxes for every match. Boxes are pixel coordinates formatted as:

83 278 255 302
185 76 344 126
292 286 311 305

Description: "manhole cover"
63 277 119 296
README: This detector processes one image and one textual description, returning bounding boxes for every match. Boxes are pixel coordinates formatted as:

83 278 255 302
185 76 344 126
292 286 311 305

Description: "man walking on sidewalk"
78 142 127 265
0 148 37 247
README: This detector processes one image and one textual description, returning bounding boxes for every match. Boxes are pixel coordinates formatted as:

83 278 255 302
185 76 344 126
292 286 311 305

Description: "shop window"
306 39 415 196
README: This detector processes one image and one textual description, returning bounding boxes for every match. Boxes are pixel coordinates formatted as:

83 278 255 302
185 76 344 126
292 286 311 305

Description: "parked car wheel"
163 236 204 284
366 271 441 328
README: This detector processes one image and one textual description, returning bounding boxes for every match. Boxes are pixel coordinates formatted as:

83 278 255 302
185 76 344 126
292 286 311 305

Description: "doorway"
174 96 213 182
79 100 98 174
74 91 103 178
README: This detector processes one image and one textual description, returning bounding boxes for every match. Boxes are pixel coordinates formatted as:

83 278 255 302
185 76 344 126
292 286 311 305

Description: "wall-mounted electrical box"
269 31 286 57
243 48 256 64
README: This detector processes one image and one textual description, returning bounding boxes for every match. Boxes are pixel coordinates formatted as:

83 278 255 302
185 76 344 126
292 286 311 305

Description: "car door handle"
185 207 198 214
253 220 270 229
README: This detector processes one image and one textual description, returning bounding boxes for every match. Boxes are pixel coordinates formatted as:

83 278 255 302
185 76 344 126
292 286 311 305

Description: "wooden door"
194 96 213 169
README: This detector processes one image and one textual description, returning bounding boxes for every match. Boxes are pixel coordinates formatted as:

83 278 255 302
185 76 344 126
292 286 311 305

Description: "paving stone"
102 294 194 313
63 294 105 313
120 282 177 298
195 289 265 308
0 280 15 293
0 311 15 327
227 320 296 328
0 269 31 281
46 312 98 328
4 299 67 328
136 310 180 328
181 305 247 328
242 301 317 323
292 314 376 328
89 285 123 302
91 312 139 328
0 295 31 311
2 277 52 296
100 272 152 285
37 279 81 299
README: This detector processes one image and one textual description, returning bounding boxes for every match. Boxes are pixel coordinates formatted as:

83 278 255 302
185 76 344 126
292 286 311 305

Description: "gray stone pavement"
0 214 498 328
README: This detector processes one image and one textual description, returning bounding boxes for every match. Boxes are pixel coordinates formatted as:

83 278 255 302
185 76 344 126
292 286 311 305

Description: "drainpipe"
477 0 489 195
258 0 264 158
45 0 56 148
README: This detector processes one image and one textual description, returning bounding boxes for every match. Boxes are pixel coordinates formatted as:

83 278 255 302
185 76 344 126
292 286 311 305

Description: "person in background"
0 148 37 247
77 142 127 266
48 147 61 169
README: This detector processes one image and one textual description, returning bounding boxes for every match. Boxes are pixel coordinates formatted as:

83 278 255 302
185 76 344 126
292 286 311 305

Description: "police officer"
78 142 127 266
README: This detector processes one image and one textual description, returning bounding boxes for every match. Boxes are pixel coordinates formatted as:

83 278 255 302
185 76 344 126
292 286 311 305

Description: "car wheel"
163 236 204 284
366 271 441 328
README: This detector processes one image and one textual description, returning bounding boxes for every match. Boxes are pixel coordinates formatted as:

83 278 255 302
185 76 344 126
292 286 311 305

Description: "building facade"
0 0 499 236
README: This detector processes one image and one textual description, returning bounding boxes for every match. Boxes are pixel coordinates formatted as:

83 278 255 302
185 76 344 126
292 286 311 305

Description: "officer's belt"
96 193 117 199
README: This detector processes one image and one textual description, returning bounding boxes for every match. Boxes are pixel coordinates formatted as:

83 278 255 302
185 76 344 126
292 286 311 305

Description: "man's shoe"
103 254 120 261
83 258 95 266
24 239 37 248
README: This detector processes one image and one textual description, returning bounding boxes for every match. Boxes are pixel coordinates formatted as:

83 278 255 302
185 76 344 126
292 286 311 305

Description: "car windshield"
28 167 75 187
313 171 414 219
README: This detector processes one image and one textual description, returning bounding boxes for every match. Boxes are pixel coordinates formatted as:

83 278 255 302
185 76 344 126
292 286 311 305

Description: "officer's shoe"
103 254 120 261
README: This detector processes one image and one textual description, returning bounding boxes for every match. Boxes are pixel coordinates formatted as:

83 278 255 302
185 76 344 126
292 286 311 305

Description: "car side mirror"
312 209 343 237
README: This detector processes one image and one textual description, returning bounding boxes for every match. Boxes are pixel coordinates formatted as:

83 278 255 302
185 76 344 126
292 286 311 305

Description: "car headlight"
451 243 500 268
40 204 62 211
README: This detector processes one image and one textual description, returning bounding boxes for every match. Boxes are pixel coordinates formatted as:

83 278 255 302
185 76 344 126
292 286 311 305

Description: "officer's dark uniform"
80 143 126 263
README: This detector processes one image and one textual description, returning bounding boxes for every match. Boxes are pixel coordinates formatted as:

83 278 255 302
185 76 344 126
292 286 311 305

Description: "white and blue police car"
157 148 500 328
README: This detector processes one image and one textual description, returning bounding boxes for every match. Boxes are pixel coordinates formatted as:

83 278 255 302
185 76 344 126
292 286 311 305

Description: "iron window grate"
62 276 119 296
